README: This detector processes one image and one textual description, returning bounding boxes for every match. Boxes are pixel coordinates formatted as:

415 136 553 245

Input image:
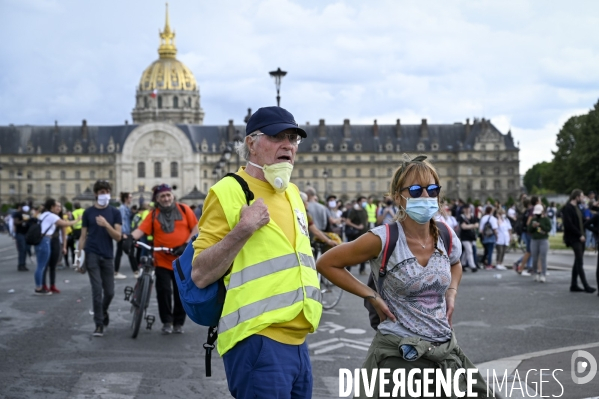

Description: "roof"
0 119 517 155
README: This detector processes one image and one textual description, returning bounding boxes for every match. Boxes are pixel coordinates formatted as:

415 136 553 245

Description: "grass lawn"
475 232 569 251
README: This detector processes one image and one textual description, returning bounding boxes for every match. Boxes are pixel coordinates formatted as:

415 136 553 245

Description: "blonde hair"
390 154 444 254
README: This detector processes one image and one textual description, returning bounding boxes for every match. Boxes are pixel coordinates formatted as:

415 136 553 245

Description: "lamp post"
17 170 22 204
269 67 287 107
0 164 3 206
323 168 329 198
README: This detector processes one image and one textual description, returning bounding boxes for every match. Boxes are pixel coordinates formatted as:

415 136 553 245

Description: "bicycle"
123 240 173 339
312 241 343 310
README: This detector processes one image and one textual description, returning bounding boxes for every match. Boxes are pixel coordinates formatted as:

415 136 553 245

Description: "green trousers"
354 331 494 399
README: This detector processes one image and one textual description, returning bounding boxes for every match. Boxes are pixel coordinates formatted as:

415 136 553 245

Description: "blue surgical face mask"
401 195 439 224
361 202 367 208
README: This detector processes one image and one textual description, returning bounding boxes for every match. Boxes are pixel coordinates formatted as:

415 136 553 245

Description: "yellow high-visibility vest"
72 208 84 230
212 177 322 355
366 203 377 224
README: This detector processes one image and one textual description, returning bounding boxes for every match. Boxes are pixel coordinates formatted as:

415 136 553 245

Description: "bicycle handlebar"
134 240 173 252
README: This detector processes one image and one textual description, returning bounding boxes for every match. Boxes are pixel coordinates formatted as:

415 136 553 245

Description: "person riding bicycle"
130 184 198 334
191 106 322 399
76 180 122 337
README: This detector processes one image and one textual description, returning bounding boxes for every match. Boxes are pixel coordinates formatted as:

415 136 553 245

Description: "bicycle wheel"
131 274 151 339
320 275 343 310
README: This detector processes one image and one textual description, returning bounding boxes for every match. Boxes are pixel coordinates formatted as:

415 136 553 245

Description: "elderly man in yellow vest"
191 106 322 399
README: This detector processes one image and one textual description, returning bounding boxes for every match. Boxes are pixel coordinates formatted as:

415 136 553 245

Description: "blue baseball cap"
245 106 307 138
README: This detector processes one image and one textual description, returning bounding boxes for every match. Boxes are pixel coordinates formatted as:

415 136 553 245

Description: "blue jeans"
517 232 533 269
223 335 312 399
15 233 28 267
34 236 51 287
483 243 495 266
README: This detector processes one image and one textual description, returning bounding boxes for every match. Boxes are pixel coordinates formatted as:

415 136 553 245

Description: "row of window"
5 170 113 180
137 161 178 178
143 96 192 109
9 183 81 196
3 156 105 164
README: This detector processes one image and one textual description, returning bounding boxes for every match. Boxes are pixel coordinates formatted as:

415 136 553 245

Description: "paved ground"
1 233 598 398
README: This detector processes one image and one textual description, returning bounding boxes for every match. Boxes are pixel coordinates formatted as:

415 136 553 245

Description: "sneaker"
103 312 109 327
469 267 478 273
114 272 127 280
521 271 531 277
93 326 104 337
173 325 184 334
485 265 494 270
34 288 52 295
495 264 507 271
534 274 540 282
18 265 29 271
50 285 61 294
161 323 173 334
540 275 546 283
133 271 140 279
42 285 49 292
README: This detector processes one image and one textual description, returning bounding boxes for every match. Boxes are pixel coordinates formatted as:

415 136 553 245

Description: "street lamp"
269 67 287 107
323 168 329 198
0 164 3 206
17 170 22 203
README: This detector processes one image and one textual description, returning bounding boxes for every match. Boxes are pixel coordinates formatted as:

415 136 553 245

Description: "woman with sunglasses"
316 155 490 398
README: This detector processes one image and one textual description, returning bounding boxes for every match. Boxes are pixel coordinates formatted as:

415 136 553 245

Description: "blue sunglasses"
401 184 442 198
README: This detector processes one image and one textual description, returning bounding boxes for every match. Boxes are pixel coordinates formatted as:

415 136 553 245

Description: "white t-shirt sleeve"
491 216 499 230
40 212 60 236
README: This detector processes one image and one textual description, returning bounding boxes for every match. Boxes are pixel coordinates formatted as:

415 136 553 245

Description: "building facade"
0 7 520 207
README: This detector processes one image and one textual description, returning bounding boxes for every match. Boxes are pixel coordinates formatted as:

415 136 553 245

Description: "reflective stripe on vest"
219 286 322 334
211 175 322 355
227 252 315 290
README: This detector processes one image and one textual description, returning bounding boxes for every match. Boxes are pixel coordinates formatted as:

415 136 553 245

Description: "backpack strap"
435 220 452 257
224 173 254 205
376 222 399 300
202 173 254 377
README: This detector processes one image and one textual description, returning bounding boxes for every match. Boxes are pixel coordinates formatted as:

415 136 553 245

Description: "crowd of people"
2 105 598 398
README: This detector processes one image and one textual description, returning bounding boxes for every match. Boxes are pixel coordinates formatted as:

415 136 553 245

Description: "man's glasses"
251 132 303 145
401 184 442 198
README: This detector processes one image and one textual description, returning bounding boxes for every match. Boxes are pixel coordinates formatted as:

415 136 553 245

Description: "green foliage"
1 204 11 214
541 197 549 207
506 196 515 207
523 162 552 193
473 199 481 207
64 202 73 211
544 99 599 193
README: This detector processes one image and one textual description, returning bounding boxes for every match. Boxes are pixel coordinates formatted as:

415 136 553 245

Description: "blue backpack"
172 173 254 376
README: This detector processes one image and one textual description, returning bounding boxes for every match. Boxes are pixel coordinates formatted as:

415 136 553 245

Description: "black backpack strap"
203 326 218 377
365 222 399 330
435 220 452 256
224 173 254 205
202 173 254 377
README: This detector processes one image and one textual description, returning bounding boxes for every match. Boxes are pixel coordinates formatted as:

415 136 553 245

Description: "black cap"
245 106 306 138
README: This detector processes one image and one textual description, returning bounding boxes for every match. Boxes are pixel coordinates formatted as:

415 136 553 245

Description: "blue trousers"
34 236 51 287
223 334 312 399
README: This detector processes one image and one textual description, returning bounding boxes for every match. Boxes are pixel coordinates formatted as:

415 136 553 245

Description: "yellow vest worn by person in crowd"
212 177 322 356
72 208 84 230
366 203 377 224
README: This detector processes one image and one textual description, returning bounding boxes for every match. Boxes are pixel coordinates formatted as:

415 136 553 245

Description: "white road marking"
344 328 366 334
310 337 371 354
68 372 142 399
322 309 340 315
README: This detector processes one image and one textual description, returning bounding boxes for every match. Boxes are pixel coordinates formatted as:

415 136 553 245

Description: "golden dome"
138 4 197 92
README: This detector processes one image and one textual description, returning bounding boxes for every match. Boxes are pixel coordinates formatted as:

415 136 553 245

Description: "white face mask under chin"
248 161 294 193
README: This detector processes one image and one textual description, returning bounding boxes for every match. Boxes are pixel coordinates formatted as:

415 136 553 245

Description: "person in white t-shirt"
495 208 512 270
478 206 499 269
34 199 80 295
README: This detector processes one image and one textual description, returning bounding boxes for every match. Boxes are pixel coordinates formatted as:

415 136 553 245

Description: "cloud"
1 0 599 175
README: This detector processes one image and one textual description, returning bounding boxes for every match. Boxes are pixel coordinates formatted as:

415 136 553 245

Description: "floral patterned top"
369 222 462 342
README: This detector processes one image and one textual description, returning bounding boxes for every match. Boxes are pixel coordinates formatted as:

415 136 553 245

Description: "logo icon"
571 350 597 384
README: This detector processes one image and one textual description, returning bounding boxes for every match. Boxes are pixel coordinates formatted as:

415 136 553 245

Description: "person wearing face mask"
76 180 123 337
562 189 596 293
345 196 370 275
376 196 398 226
130 184 198 334
190 107 320 399
316 155 491 398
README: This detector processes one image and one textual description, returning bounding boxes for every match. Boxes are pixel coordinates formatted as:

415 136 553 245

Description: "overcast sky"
1 0 599 173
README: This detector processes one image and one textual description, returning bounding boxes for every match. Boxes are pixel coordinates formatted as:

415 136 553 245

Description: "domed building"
0 6 521 208
131 4 204 125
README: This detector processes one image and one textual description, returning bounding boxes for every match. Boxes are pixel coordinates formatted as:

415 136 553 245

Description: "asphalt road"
1 233 598 398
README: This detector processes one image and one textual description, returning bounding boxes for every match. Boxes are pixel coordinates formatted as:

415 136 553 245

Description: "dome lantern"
158 3 177 59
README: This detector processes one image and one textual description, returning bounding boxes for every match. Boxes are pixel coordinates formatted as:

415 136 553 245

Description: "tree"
545 99 599 193
523 162 552 193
